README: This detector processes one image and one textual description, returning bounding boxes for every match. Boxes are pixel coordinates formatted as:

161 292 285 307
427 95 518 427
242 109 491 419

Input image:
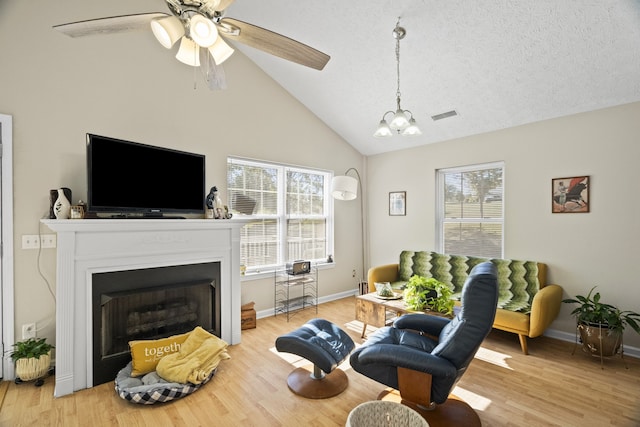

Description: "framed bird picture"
552 176 589 213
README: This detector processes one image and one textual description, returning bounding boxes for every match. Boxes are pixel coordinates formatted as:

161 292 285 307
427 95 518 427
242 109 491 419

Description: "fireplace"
42 218 246 397
92 262 221 385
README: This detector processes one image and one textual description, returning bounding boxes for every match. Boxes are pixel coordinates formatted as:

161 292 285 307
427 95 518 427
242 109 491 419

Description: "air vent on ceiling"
431 110 458 121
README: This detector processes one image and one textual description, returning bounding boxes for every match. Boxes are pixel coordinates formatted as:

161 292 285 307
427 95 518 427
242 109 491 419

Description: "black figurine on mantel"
205 186 232 219
205 186 217 210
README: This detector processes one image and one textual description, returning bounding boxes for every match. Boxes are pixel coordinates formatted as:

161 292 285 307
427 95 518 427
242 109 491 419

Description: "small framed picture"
389 191 406 216
552 176 589 213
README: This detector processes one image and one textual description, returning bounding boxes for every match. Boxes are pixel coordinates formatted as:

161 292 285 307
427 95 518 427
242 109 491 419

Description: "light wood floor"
1 296 639 427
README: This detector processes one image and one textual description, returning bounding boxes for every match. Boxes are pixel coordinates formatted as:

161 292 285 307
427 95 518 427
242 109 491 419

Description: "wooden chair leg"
397 367 433 409
519 334 528 355
380 389 482 427
375 367 482 427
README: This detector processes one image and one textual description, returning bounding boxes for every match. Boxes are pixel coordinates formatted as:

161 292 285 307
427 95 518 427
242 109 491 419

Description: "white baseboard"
256 291 640 360
544 328 640 359
256 289 358 320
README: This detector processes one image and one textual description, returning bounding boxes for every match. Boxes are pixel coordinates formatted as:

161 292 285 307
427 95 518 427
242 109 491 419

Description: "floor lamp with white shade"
331 168 367 294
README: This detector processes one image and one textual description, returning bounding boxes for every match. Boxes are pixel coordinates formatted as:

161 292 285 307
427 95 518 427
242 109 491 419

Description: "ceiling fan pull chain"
194 52 198 90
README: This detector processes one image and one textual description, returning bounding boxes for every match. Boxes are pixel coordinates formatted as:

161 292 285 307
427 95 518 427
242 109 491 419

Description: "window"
436 162 504 258
227 157 332 273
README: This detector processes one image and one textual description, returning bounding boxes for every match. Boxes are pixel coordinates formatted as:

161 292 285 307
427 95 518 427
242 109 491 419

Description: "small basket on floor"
346 401 428 427
15 352 51 385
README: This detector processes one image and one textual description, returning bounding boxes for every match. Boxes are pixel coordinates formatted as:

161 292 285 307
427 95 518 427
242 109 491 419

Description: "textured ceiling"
224 0 640 156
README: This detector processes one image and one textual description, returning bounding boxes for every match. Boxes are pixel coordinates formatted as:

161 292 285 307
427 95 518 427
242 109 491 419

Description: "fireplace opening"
92 262 221 386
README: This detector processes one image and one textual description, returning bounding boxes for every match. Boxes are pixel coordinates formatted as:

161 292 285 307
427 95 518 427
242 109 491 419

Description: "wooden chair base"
286 365 349 399
378 388 481 427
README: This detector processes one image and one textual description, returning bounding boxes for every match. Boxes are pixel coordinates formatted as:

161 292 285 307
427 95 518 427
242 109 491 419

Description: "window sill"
240 262 336 282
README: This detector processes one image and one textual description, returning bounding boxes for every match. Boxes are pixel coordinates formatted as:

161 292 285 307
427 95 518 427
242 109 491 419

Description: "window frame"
435 161 505 258
227 157 334 276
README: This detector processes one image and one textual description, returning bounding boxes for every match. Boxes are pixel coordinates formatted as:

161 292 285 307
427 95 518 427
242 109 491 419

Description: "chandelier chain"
395 21 402 100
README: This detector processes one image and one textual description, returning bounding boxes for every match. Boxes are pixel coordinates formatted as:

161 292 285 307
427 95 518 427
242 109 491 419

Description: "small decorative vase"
54 189 71 219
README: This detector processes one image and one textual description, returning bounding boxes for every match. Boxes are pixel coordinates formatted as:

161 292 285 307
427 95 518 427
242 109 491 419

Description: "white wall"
3 0 638 355
367 101 640 348
0 1 364 350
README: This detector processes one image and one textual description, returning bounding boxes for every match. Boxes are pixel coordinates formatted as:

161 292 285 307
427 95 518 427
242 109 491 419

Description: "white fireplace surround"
42 218 246 397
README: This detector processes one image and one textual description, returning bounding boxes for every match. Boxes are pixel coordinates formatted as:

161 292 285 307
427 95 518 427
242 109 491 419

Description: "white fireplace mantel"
42 218 247 397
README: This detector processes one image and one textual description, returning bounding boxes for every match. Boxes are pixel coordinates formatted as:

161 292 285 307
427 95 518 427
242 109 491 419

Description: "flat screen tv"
87 134 205 218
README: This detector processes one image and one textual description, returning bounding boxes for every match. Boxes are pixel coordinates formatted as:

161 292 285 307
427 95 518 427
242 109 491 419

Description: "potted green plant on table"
563 286 640 364
10 337 54 386
403 275 455 315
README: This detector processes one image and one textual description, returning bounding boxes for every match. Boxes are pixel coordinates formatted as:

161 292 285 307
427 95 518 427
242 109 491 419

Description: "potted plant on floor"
403 275 455 315
563 286 640 361
10 337 54 386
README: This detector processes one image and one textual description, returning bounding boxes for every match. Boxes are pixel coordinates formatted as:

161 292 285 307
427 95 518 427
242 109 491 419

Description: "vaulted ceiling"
225 1 640 155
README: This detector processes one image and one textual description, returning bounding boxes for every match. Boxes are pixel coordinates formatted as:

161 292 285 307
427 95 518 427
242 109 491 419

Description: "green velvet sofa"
367 250 563 354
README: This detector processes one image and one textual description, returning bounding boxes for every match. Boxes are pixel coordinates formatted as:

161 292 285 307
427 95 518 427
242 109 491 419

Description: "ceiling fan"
53 0 330 89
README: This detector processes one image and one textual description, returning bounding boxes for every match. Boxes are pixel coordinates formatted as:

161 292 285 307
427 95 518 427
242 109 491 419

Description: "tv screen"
87 134 205 217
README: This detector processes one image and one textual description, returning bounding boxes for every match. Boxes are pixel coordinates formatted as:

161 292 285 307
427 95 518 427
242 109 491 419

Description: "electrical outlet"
22 323 36 339
21 235 40 249
21 234 56 249
41 234 57 248
352 269 356 278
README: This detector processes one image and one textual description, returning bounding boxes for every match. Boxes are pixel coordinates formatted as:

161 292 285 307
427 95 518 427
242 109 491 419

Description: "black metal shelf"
274 266 318 321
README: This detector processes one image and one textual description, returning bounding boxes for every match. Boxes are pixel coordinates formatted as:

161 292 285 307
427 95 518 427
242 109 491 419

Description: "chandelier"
373 19 421 137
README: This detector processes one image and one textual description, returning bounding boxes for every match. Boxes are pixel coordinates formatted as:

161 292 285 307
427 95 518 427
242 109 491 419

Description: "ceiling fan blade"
53 13 169 38
219 18 330 70
215 0 236 11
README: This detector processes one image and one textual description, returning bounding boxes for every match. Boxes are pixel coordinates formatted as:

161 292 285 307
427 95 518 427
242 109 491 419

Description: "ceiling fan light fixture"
190 14 218 48
150 16 184 49
176 37 201 66
208 36 234 65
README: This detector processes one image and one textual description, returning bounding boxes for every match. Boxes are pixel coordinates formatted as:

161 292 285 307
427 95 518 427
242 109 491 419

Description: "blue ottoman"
275 318 355 399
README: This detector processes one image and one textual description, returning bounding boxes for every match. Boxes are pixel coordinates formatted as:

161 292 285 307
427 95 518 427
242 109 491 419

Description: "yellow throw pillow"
129 332 191 377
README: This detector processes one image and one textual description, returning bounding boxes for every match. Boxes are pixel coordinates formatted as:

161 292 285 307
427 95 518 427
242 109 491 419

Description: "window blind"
437 163 504 258
227 157 331 271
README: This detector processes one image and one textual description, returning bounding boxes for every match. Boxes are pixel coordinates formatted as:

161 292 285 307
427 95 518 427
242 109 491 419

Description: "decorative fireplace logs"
127 299 198 336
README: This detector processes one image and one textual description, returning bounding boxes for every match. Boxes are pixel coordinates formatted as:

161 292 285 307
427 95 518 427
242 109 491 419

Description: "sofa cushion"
398 250 416 281
493 309 530 335
398 251 542 313
492 258 541 313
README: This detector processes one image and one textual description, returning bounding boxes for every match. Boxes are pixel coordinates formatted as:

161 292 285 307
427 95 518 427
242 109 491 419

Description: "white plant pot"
15 351 51 381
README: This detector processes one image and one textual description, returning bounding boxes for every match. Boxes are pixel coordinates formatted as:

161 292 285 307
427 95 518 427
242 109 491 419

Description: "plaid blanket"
115 362 215 405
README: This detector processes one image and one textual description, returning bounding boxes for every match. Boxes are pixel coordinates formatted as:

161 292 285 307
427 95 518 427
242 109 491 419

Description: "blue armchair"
349 262 498 424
